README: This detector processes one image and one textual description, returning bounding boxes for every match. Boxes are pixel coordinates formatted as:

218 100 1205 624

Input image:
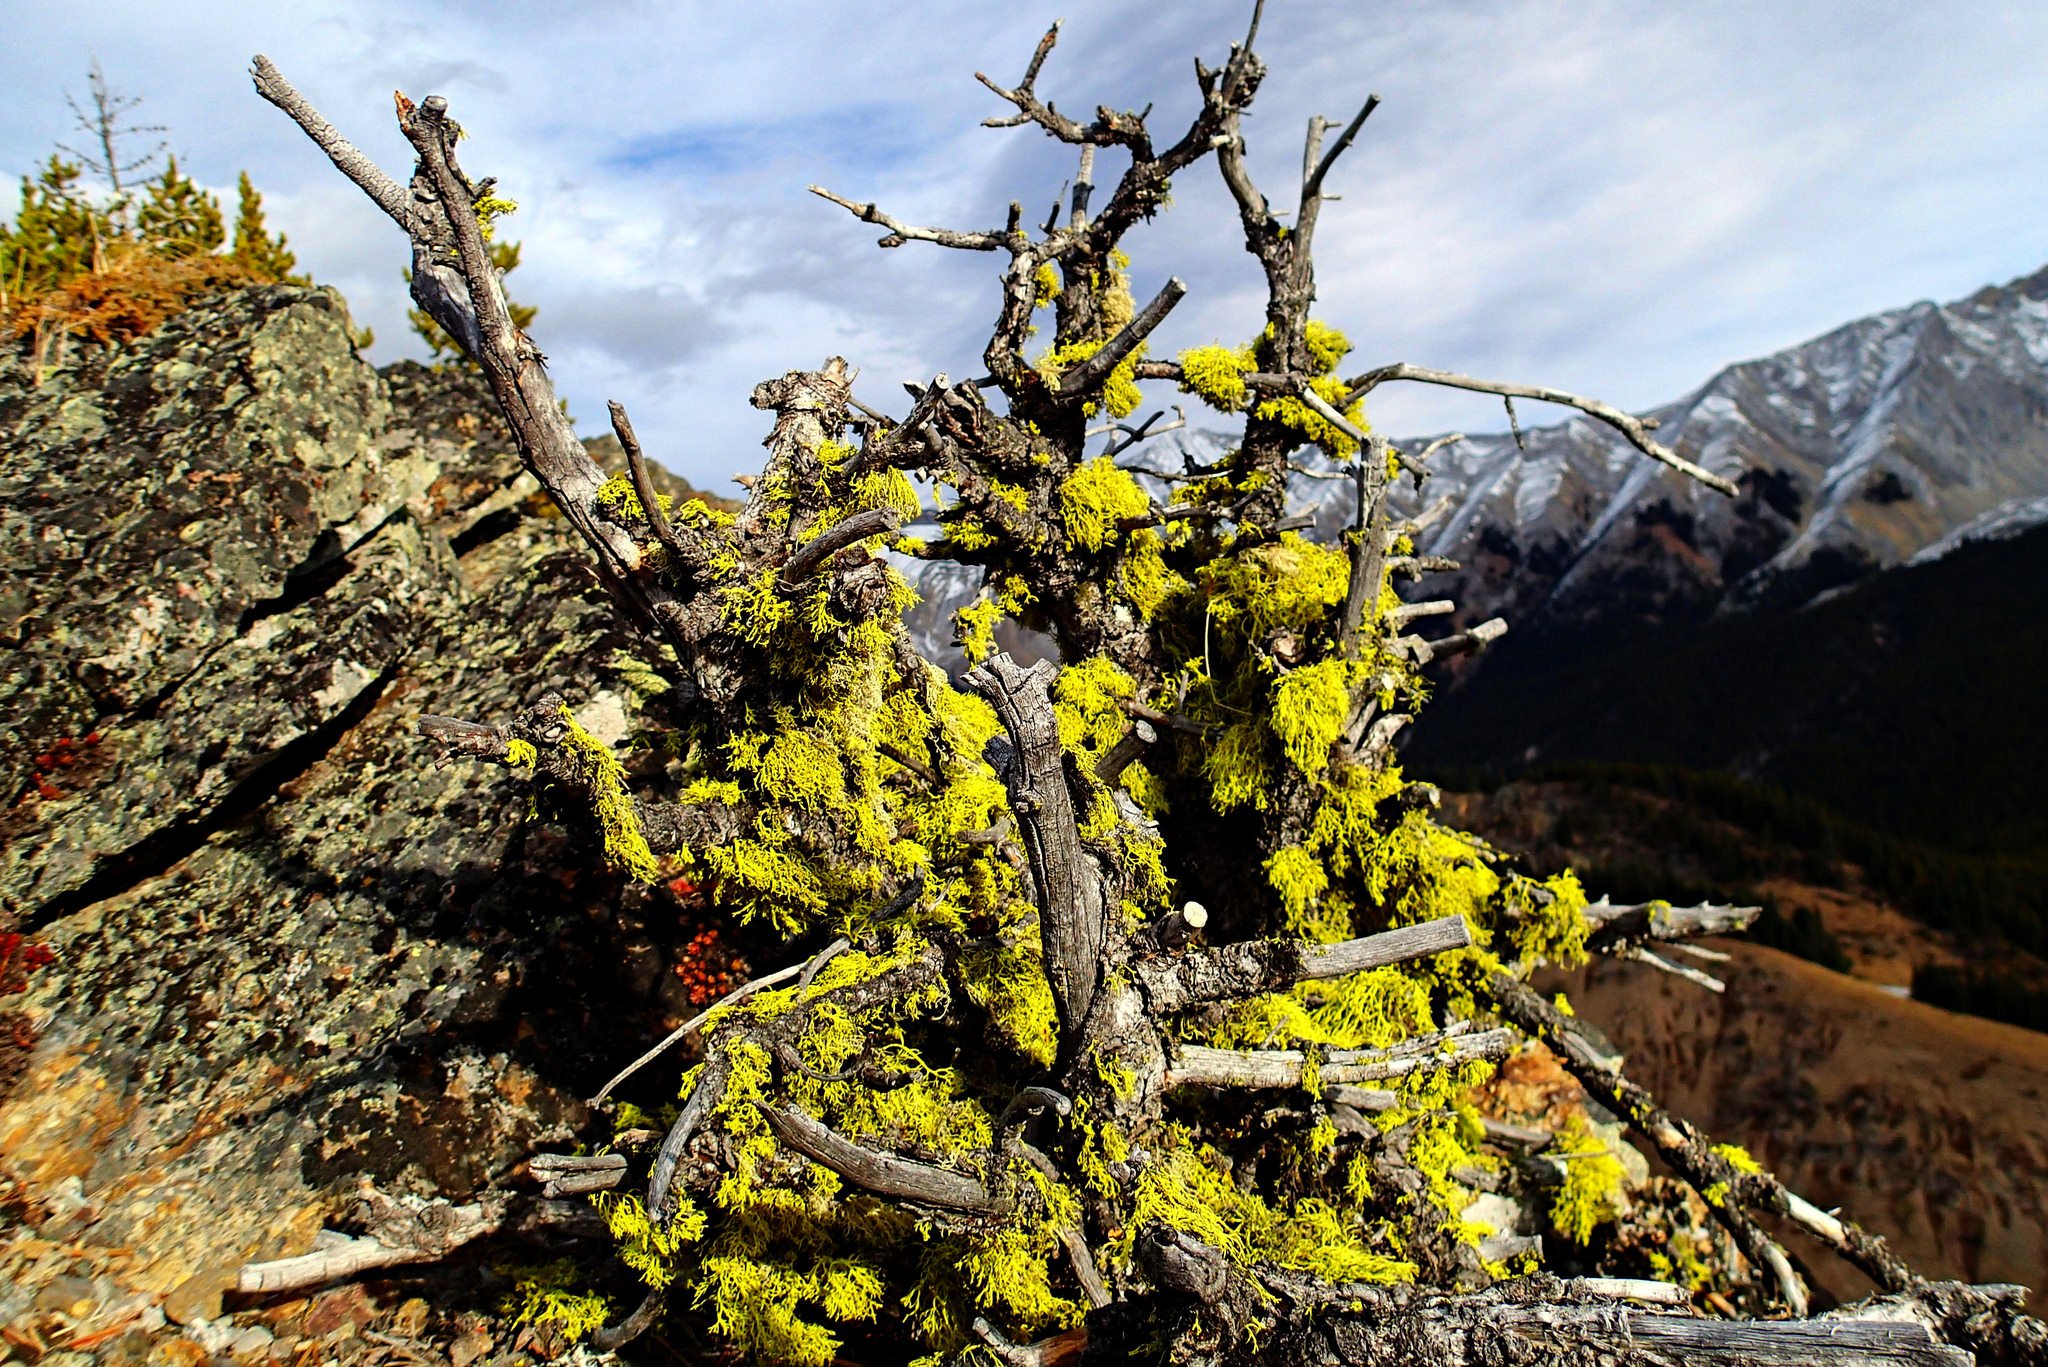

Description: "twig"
808 185 1007 251
781 507 903 584
1103 405 1187 458
1338 362 1738 496
797 936 852 991
1624 945 1728 993
590 958 810 1105
1396 618 1506 665
608 400 690 563
1300 95 1379 210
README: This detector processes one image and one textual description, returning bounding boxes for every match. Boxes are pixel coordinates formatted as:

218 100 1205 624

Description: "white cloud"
6 1 2046 486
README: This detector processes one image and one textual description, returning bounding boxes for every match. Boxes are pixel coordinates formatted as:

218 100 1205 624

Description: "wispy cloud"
6 1 2046 492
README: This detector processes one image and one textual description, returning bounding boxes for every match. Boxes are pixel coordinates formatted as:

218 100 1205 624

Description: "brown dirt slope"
1553 941 2048 1303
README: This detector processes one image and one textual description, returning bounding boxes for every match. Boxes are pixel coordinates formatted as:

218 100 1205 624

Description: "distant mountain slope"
1552 943 2048 1301
903 261 2048 690
1404 513 2048 860
1279 259 2048 635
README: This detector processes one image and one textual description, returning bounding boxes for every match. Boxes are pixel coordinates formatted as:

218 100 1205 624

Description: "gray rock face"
0 285 704 1340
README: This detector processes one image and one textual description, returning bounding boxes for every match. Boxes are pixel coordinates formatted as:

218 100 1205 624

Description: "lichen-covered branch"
1166 1026 1513 1088
1489 971 1921 1302
1337 361 1740 496
964 656 1111 1049
1135 914 1473 1013
758 1103 1001 1213
1584 898 1760 953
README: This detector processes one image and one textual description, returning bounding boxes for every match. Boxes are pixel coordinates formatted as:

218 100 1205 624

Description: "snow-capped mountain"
1278 259 2048 636
897 260 2048 663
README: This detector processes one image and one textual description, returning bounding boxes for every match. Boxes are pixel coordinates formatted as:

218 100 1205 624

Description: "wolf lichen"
1550 1115 1629 1244
556 703 661 883
1058 456 1152 552
502 1259 612 1343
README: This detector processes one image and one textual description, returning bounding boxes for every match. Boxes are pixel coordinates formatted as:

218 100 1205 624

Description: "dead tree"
252 12 2045 1366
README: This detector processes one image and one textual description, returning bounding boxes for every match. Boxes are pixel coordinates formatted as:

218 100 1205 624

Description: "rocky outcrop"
0 285 710 1358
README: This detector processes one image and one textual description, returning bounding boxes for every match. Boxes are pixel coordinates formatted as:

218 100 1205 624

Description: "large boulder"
0 285 701 1356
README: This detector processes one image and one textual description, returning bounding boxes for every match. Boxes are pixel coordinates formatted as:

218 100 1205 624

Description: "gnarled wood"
964 655 1111 1051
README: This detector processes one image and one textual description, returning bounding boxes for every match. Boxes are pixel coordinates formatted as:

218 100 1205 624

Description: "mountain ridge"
1274 257 2048 636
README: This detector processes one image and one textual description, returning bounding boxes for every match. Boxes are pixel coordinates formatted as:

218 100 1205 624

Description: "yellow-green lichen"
1549 1116 1628 1244
1177 343 1256 412
501 1259 611 1343
1058 456 1152 552
1712 1143 1764 1176
556 704 661 883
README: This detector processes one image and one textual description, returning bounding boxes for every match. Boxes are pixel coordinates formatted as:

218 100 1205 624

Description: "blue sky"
7 2 2047 492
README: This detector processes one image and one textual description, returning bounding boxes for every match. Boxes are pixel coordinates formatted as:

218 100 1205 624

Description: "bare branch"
1340 435 1391 659
530 1152 628 1198
782 507 904 585
1095 718 1157 785
1102 405 1188 458
1340 363 1739 496
589 1289 664 1353
1385 599 1456 629
1298 94 1379 231
1071 144 1096 229
1385 554 1462 578
1137 913 1473 1014
1584 898 1760 954
759 1104 1001 1213
808 184 1010 251
238 1186 502 1294
1411 432 1466 463
1167 1026 1513 1089
1397 618 1506 665
1489 972 1922 1304
1122 699 1211 737
608 400 693 565
1623 945 1728 992
249 56 409 226
1056 277 1188 399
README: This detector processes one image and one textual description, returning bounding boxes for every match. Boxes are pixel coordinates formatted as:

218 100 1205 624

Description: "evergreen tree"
0 156 111 304
134 155 224 259
229 171 303 283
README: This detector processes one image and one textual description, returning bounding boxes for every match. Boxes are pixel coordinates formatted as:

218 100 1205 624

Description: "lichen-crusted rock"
0 285 702 1349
